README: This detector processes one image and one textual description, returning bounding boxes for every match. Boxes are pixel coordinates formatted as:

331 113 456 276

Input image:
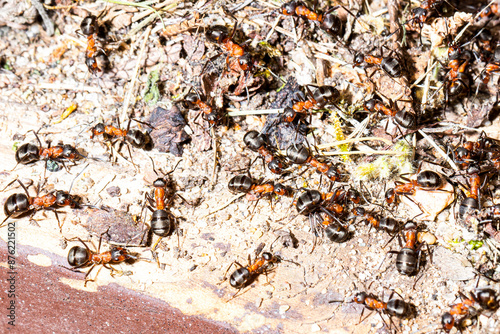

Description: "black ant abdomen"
416 170 443 189
320 13 343 36
229 267 250 288
243 130 266 151
68 245 91 267
228 175 254 193
4 193 30 218
381 57 402 78
80 15 98 36
386 298 410 317
324 222 349 243
296 190 322 215
151 209 173 237
394 109 417 129
396 247 418 275
16 143 40 164
459 197 479 219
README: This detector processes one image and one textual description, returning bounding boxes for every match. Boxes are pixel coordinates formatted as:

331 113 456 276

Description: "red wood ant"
280 1 353 38
350 207 399 234
228 250 280 289
480 60 500 85
295 188 360 216
308 211 349 244
2 179 81 230
228 174 294 201
80 15 109 75
90 119 153 165
67 232 138 286
406 0 445 31
353 291 411 319
478 2 499 20
183 91 222 125
13 129 84 173
286 143 340 182
363 98 417 130
441 288 499 332
280 85 341 125
243 131 286 174
385 170 447 205
392 221 420 276
354 52 403 78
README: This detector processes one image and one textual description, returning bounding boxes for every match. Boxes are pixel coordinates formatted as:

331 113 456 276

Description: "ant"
308 211 349 244
277 85 341 135
353 291 411 320
243 131 286 174
350 207 399 234
280 1 355 38
441 288 499 332
480 59 500 86
386 221 430 278
228 174 294 201
406 0 444 31
286 143 340 182
354 52 403 79
2 179 81 230
206 23 251 71
141 162 183 253
478 2 499 20
295 187 360 216
385 170 447 206
90 119 153 164
183 91 222 126
363 98 417 130
66 231 138 286
15 138 83 174
80 15 109 76
221 243 291 300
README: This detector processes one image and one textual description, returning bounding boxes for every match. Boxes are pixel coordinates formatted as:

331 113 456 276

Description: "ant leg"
84 264 101 287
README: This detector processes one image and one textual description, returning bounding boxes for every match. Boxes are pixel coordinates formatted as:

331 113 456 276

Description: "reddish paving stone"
0 241 238 333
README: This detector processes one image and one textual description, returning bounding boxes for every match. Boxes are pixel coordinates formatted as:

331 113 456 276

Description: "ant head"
90 123 105 137
206 26 228 43
80 15 98 35
354 292 367 304
15 143 40 164
184 92 200 108
62 144 81 159
262 252 274 261
268 159 284 174
352 207 365 217
204 111 220 125
326 167 341 182
472 288 499 310
441 312 454 332
67 245 91 267
55 191 71 206
243 130 266 151
411 7 428 20
153 178 167 188
320 14 343 36
281 1 298 15
353 53 365 66
403 221 417 231
363 99 377 112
